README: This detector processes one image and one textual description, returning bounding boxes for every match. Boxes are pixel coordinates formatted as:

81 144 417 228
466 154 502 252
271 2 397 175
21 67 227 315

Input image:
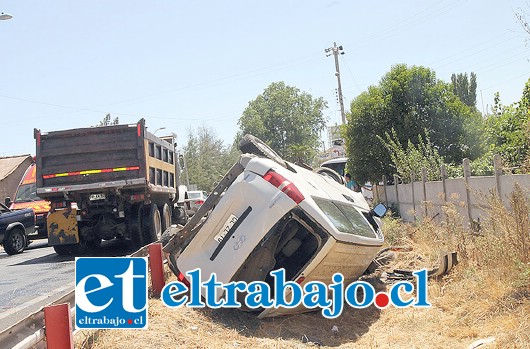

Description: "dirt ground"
76 262 529 349
75 188 530 348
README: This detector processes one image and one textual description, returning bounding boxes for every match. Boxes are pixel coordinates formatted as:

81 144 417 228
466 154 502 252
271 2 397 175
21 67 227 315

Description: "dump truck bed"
35 120 177 199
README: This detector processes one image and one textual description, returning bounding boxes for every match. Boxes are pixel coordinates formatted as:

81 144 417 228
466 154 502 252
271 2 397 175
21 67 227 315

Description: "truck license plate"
89 193 106 201
214 214 238 243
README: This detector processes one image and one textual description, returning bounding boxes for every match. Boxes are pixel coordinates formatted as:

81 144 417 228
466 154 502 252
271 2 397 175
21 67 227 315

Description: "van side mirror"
4 197 11 207
372 203 387 218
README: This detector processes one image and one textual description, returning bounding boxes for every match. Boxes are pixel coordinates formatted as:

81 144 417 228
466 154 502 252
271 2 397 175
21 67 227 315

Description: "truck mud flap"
47 208 79 245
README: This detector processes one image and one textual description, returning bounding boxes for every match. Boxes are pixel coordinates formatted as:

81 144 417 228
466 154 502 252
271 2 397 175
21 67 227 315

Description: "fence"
374 155 530 226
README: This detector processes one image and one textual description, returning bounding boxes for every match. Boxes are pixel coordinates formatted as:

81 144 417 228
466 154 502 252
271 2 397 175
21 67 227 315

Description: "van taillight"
262 170 304 204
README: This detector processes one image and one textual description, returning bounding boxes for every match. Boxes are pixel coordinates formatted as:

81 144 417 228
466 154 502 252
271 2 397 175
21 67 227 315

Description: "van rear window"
312 197 376 238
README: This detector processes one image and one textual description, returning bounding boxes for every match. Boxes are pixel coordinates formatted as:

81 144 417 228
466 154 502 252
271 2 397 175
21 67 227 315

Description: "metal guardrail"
0 244 151 349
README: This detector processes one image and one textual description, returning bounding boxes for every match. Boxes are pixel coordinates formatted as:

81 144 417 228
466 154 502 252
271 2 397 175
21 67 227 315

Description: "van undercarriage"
232 208 329 310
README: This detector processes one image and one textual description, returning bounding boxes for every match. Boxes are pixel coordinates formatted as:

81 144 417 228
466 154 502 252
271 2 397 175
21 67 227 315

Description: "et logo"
75 257 148 329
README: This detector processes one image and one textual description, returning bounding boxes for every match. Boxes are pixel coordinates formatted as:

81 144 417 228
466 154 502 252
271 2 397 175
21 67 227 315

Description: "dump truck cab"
8 162 50 239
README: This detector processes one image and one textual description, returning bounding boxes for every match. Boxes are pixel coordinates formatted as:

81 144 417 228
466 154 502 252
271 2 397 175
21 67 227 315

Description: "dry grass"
77 187 530 349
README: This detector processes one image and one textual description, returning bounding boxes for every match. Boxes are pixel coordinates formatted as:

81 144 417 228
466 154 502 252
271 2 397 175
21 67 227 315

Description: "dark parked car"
0 202 35 255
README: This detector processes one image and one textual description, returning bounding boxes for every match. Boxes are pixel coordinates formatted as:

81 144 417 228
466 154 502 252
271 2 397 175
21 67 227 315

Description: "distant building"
327 125 343 149
0 155 33 202
316 125 346 164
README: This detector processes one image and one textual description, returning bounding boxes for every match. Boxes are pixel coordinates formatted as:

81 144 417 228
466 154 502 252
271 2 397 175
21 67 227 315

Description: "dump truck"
34 119 187 255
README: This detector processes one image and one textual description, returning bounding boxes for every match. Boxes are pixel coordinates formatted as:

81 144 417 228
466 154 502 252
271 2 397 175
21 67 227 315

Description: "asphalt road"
0 238 138 333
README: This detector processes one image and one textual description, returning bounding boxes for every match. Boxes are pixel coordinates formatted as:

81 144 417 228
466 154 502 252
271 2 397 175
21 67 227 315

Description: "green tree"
97 113 119 127
238 81 328 163
451 72 477 108
483 79 530 172
379 129 447 182
345 64 483 182
182 126 239 192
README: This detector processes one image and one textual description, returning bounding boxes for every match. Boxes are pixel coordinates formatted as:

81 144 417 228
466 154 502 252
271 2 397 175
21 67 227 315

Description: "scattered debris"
380 251 458 283
301 334 323 346
468 337 496 349
331 325 339 335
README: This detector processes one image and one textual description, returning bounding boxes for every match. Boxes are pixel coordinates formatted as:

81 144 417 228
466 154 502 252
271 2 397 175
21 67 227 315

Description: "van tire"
143 204 162 243
4 227 27 255
239 134 286 168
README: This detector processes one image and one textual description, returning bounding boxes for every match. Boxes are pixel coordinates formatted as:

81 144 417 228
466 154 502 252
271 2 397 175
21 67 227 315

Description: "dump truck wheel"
3 227 27 255
315 167 345 185
239 134 286 168
128 204 144 247
161 203 172 232
143 204 162 243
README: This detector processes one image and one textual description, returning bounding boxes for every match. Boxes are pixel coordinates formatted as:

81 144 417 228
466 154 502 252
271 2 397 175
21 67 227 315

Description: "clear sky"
1 0 529 157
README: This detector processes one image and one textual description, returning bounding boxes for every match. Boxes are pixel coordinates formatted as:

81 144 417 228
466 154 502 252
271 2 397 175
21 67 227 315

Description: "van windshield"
321 162 346 176
312 197 376 238
14 183 41 202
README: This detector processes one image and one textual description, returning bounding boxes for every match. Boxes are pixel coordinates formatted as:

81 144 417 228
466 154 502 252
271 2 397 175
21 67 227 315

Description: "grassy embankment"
77 186 529 348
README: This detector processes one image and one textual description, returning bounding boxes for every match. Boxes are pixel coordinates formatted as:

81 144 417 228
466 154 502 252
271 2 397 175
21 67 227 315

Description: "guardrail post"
148 243 165 298
44 303 73 349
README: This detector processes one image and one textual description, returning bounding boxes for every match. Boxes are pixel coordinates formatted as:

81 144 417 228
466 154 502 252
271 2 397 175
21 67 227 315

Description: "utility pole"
325 42 346 124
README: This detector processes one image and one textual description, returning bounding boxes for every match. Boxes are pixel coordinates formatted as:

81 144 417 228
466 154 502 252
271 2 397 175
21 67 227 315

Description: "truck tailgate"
36 123 145 196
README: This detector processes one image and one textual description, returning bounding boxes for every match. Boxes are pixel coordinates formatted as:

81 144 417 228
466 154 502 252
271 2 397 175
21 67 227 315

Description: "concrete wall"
375 157 530 227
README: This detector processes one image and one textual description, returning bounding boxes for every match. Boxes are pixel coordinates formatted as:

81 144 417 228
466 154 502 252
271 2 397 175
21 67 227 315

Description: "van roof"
321 157 347 165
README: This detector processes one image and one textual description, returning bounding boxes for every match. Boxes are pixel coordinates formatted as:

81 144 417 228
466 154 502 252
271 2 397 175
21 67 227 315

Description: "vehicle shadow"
10 239 138 265
197 276 385 347
11 253 74 265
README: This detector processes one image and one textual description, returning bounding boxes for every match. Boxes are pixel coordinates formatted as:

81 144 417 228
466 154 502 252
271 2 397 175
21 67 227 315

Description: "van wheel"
161 203 172 232
128 204 144 247
315 167 345 185
4 228 27 255
239 134 287 168
143 204 162 243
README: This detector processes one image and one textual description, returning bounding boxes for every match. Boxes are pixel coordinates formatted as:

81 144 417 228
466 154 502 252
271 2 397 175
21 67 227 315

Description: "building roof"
0 155 32 181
